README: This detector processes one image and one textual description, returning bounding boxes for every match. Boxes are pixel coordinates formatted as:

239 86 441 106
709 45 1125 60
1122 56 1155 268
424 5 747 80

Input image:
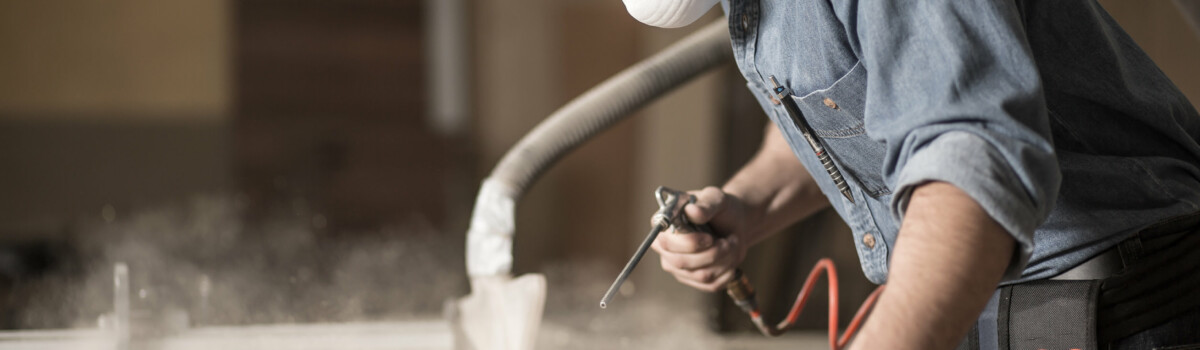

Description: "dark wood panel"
236 0 425 121
234 0 455 232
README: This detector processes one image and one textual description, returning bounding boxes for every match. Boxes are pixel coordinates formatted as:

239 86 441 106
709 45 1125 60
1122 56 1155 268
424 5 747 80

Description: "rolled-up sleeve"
854 0 1061 280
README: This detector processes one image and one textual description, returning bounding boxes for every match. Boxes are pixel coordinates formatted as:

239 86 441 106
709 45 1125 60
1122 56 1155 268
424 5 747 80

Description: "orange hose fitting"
726 258 885 350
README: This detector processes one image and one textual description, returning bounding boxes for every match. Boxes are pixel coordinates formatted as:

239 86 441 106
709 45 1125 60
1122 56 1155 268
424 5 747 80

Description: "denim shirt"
721 0 1200 284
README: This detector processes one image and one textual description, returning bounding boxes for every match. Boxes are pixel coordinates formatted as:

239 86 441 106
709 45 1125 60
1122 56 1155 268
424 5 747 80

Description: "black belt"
1050 243 1127 280
957 212 1200 350
1052 211 1200 281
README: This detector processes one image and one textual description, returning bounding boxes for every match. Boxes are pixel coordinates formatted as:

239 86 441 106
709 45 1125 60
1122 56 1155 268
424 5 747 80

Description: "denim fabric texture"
720 0 1200 284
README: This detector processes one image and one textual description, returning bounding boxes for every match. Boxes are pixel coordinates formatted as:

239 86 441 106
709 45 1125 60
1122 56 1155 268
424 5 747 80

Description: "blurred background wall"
0 0 231 238
0 0 1195 336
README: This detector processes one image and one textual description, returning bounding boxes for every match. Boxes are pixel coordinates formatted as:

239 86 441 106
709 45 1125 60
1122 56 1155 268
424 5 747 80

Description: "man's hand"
650 186 749 292
849 182 1015 350
653 123 829 293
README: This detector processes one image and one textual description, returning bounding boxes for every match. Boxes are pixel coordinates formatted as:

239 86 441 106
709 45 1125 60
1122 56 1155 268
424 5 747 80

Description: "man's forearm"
850 182 1015 350
723 123 829 245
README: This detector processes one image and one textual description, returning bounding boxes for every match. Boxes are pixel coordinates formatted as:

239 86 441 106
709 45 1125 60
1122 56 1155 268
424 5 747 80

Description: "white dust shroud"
458 179 546 350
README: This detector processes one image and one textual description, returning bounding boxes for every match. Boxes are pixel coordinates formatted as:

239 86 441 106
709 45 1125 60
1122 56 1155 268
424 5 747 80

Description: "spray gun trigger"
653 186 714 236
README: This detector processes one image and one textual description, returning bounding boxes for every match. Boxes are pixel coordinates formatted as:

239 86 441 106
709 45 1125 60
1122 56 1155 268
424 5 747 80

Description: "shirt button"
863 233 877 249
823 97 839 110
741 14 749 30
769 95 781 105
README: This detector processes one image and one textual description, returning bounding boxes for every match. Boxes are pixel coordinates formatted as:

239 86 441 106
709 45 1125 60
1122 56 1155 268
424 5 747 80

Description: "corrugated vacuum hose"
458 20 732 350
484 21 732 199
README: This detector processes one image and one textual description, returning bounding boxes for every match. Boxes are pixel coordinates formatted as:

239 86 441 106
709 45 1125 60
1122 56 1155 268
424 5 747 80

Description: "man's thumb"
685 186 725 225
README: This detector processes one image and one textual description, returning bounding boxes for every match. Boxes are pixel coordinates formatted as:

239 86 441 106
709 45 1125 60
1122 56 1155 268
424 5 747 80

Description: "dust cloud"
5 195 735 349
6 194 466 330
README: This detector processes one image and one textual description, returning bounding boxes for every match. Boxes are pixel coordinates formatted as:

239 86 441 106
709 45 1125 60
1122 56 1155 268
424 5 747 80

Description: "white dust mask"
623 0 720 28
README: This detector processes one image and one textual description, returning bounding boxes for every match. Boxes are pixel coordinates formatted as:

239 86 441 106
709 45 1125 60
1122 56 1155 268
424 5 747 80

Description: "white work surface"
0 318 832 350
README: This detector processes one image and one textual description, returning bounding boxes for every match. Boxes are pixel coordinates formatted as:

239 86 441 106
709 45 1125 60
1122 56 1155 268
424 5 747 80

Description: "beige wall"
1101 0 1200 105
0 0 230 120
0 0 231 235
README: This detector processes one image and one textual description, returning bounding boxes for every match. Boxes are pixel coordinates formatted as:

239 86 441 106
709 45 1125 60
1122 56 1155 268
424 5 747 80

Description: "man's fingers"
659 245 718 270
647 186 746 293
685 186 726 225
684 186 726 224
655 231 743 293
656 230 713 253
661 259 732 284
670 268 738 293
657 237 736 270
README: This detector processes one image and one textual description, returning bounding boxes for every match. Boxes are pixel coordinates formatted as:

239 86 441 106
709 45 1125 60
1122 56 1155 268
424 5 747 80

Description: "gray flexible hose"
488 20 732 197
466 19 732 278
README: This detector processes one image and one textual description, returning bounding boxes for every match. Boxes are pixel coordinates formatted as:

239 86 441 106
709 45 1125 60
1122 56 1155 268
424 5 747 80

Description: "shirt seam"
1130 158 1200 211
796 61 864 100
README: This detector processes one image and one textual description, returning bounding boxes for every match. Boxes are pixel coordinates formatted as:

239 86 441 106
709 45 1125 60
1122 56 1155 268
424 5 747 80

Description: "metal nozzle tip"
599 302 607 309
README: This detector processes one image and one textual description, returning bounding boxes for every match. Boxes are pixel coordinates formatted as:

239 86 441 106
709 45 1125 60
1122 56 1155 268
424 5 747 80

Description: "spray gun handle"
660 188 757 313
655 189 760 319
601 186 752 309
656 186 717 236
672 205 714 236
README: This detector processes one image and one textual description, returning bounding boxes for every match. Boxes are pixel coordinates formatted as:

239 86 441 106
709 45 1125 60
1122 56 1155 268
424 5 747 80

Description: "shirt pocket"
786 62 891 198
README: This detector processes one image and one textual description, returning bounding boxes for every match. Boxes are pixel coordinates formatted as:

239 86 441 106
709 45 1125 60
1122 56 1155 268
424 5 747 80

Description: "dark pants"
1109 307 1200 350
958 213 1200 350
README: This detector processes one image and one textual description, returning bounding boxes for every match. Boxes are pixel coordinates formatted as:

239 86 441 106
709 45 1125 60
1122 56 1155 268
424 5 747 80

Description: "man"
624 0 1200 348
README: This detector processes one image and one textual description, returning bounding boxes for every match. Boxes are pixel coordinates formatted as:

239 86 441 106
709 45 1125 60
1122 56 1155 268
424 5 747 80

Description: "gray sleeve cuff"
890 131 1037 281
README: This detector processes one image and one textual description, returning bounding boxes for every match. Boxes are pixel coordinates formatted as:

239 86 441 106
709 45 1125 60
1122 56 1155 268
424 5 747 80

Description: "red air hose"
727 258 885 350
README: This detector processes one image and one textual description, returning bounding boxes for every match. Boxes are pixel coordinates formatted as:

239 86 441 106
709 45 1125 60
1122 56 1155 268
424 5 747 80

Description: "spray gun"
598 186 737 309
601 186 885 350
598 186 763 323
